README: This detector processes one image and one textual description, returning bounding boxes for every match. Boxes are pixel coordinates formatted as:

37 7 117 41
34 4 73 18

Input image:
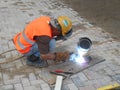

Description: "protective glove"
54 51 70 62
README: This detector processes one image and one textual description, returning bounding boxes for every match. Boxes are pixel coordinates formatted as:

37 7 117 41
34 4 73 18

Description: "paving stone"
14 83 23 90
103 76 112 83
112 75 120 83
3 45 9 52
93 82 103 89
4 79 20 85
30 80 45 86
95 78 111 86
21 78 30 87
21 58 27 65
0 73 2 83
83 70 103 80
79 85 95 90
107 63 120 71
3 73 10 82
71 76 85 87
103 67 115 75
67 83 78 90
14 60 23 69
63 79 73 85
24 86 41 90
0 58 7 64
8 41 15 49
0 85 14 90
5 53 12 59
114 69 120 74
14 75 26 80
1 63 15 69
85 79 100 86
62 85 70 90
77 72 88 81
29 73 36 81
40 83 51 90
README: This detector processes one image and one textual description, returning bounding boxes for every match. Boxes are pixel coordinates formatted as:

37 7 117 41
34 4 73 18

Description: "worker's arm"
34 36 70 61
41 53 55 60
41 52 70 61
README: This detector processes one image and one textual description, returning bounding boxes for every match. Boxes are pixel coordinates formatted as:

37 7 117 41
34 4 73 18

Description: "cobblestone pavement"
0 0 120 90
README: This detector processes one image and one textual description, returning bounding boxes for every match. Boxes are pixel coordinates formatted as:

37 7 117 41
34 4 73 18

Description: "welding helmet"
50 16 72 40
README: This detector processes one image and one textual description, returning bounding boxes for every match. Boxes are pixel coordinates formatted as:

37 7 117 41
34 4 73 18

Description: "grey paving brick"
40 83 50 90
29 73 36 81
1 63 15 69
13 75 26 81
14 60 23 69
62 85 70 90
24 86 41 90
85 79 98 86
95 78 110 86
3 77 20 85
112 75 120 83
63 79 73 85
103 76 112 83
79 85 95 90
0 73 2 82
5 54 12 59
30 80 45 86
67 83 78 90
3 73 10 82
8 40 15 49
1 85 14 90
21 78 30 87
93 82 103 89
3 45 9 52
21 58 27 65
0 58 6 64
14 83 23 90
77 72 88 81
11 51 19 57
114 69 120 74
71 76 85 87
83 70 103 80
107 63 120 71
103 67 115 75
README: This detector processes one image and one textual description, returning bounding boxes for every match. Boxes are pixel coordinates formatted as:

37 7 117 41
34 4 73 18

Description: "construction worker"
13 15 73 68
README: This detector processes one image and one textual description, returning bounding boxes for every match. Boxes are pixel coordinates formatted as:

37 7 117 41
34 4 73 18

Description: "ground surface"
0 0 120 90
61 0 120 39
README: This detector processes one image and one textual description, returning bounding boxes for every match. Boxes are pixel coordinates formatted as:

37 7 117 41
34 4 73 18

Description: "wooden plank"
54 76 63 90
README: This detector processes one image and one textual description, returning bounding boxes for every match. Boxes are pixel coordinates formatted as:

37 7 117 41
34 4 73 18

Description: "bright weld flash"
70 46 87 64
70 37 92 64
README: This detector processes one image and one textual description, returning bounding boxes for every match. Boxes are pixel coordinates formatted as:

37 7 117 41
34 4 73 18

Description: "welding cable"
0 55 24 64
0 49 16 56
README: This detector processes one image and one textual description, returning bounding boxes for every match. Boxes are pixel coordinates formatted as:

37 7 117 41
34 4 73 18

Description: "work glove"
54 51 70 62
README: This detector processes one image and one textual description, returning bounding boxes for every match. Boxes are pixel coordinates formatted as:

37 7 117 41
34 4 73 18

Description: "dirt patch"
61 0 120 39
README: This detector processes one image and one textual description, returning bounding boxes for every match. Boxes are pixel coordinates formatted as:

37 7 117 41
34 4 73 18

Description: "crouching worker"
13 15 73 68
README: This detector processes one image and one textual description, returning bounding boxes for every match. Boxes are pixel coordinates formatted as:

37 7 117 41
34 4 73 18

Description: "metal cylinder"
77 37 92 53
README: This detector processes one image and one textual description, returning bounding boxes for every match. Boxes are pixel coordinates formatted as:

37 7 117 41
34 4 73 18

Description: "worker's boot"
26 54 48 68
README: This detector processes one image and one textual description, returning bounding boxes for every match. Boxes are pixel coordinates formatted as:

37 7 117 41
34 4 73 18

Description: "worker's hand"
54 51 70 62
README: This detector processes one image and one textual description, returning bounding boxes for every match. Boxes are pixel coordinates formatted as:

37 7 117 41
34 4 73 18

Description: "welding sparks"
70 46 88 64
